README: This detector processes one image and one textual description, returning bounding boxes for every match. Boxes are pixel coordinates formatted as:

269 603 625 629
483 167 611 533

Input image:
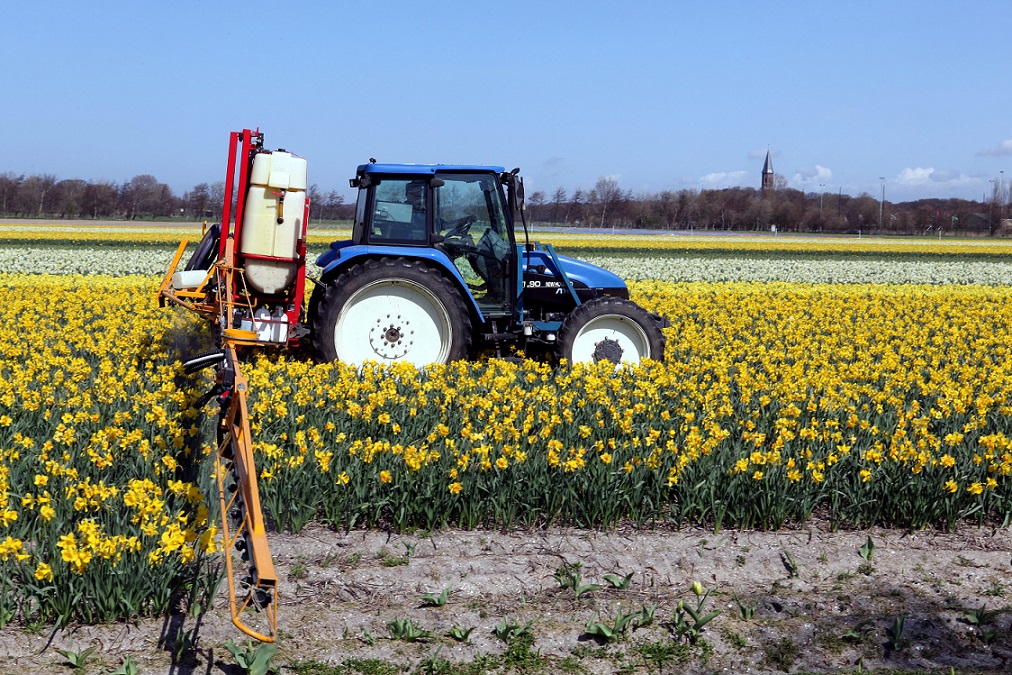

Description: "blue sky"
3 1 1010 203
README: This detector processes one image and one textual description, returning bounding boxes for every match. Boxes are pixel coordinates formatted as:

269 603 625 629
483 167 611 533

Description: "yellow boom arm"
161 238 279 642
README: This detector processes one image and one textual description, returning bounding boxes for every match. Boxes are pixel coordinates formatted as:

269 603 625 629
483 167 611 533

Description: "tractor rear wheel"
556 297 665 365
310 258 471 366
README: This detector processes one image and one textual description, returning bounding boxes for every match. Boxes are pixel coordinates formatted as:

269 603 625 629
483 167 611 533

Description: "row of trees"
0 173 348 222
524 176 1008 236
1 170 1008 235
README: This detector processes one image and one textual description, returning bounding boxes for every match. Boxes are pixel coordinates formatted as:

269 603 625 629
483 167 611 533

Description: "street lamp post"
879 177 886 230
1002 171 1006 224
819 184 826 213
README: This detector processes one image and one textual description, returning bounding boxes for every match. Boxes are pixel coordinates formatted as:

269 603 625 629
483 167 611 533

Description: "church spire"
761 149 775 192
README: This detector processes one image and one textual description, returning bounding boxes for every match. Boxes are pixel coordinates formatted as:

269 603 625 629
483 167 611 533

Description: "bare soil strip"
2 524 1011 673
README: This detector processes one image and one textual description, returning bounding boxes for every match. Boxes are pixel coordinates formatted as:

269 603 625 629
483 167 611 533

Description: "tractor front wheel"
556 297 665 365
310 258 471 366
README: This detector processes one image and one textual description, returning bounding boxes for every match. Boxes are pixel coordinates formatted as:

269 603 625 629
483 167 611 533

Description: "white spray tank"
238 150 308 294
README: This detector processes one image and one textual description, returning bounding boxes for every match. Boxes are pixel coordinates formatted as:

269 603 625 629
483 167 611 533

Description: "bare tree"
549 187 567 223
570 189 585 224
323 190 345 221
184 183 211 219
527 190 545 222
19 174 58 216
122 175 165 219
208 181 226 220
592 176 623 228
307 184 322 221
0 173 23 215
54 179 87 218
82 181 119 218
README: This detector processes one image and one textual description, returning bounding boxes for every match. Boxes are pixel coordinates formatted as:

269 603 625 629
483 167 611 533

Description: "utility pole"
879 177 885 230
990 179 996 234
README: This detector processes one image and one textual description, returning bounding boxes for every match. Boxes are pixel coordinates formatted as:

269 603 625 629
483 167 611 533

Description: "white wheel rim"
334 279 454 366
570 313 651 364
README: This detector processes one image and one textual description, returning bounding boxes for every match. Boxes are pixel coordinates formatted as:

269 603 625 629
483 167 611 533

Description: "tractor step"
482 332 519 341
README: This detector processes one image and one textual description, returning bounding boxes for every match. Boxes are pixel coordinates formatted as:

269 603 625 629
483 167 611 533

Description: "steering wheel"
445 214 477 238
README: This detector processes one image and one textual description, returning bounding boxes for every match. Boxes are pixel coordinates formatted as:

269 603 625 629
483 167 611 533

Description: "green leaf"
859 535 875 561
604 572 634 589
421 587 452 607
448 625 475 642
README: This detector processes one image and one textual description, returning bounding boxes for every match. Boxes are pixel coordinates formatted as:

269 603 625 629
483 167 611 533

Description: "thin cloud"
894 167 974 187
977 140 1012 157
895 167 934 186
699 170 750 187
791 165 833 186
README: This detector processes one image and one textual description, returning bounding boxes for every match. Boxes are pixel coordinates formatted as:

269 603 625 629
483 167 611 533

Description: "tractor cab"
348 164 517 320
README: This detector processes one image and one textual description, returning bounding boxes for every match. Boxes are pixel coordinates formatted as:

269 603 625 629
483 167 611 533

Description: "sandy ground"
1 524 1011 674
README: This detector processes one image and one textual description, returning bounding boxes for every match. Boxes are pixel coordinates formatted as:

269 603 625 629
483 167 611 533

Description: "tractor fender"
316 243 486 322
524 249 627 293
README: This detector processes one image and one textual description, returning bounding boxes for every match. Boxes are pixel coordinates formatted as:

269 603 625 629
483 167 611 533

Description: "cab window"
367 178 428 243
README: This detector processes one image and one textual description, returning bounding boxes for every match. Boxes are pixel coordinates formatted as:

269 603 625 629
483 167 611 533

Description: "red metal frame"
217 128 310 346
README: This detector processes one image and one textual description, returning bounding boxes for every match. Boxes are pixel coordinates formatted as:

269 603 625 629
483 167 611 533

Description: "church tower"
761 149 775 192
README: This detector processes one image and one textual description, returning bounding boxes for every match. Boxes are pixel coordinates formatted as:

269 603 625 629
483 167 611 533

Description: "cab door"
432 173 515 318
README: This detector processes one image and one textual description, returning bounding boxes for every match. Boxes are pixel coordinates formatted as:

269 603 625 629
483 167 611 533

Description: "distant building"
761 149 775 192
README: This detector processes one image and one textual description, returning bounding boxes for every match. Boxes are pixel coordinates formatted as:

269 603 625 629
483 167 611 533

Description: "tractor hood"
523 248 627 292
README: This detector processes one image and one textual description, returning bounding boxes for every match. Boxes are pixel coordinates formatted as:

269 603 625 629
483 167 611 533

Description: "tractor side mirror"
502 169 525 214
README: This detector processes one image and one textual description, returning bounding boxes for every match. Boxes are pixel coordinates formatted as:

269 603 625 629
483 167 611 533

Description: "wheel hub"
592 337 624 364
369 314 414 359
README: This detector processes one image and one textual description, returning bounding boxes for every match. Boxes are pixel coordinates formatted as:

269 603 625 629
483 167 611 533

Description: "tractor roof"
357 163 506 176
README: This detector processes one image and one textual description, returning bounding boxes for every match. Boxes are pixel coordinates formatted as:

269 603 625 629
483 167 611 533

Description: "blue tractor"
309 162 667 365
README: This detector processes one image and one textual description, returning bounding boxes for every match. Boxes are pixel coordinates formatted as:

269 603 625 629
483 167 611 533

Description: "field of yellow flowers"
2 225 1012 630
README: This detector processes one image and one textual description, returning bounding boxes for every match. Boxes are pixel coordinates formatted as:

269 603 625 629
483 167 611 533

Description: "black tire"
310 257 472 365
184 222 221 272
556 297 666 364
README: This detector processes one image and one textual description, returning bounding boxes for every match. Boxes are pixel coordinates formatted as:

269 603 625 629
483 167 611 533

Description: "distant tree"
591 176 623 227
527 190 546 222
322 190 345 221
53 179 87 218
208 181 226 219
743 191 771 230
157 184 176 218
570 188 585 224
122 175 166 219
18 174 58 216
549 187 567 223
307 184 323 221
184 182 211 219
81 181 119 218
0 173 23 215
655 190 677 228
677 190 693 228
